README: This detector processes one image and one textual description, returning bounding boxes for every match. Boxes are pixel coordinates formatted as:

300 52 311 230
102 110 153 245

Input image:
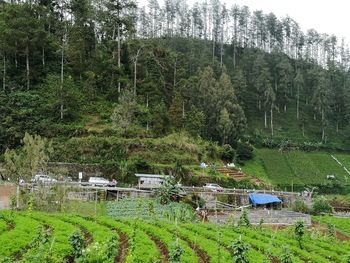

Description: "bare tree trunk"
117 20 121 93
302 123 305 137
15 41 18 69
321 109 325 142
173 58 177 87
233 42 236 68
212 35 215 64
146 93 149 131
264 110 267 128
270 106 274 136
2 53 5 91
26 42 30 90
60 31 65 120
182 100 185 118
296 86 300 119
42 46 45 68
133 47 141 97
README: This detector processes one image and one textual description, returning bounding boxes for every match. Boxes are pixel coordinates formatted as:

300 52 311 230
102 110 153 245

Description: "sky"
138 0 349 43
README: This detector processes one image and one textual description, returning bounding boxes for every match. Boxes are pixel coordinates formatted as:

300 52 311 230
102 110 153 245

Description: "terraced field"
0 211 350 262
242 149 350 186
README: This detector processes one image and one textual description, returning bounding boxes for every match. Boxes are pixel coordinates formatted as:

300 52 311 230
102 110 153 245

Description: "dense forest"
1 0 350 153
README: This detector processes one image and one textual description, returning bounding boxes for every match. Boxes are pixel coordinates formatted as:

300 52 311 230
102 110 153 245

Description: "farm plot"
0 211 350 262
254 149 348 185
313 215 350 237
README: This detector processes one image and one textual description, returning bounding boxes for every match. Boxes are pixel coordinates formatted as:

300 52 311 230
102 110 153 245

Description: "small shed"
249 193 282 207
135 174 169 189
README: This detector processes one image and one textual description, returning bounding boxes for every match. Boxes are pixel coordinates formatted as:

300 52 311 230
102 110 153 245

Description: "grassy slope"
241 149 350 186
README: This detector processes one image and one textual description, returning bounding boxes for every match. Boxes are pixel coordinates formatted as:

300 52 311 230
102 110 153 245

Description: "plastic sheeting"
249 193 282 206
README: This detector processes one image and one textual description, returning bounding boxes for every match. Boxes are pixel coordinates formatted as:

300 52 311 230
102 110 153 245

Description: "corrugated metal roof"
135 174 169 178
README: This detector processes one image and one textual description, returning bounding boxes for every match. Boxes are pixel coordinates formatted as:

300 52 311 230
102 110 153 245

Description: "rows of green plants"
313 215 350 236
155 220 233 262
96 216 161 263
182 223 269 262
254 149 349 185
54 214 119 263
0 212 42 261
122 219 199 263
20 212 80 263
235 226 332 263
1 210 350 263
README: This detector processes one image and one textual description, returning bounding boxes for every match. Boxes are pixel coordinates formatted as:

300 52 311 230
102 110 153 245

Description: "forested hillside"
1 0 350 154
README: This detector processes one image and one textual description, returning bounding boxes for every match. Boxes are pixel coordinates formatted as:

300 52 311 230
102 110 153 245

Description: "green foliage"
155 176 182 204
111 89 141 134
4 133 53 182
169 239 185 263
312 196 332 215
236 142 254 161
292 199 310 214
279 246 293 263
68 232 85 258
238 210 251 227
221 144 236 162
327 223 335 237
229 238 250 263
346 252 350 263
107 198 196 222
294 221 305 249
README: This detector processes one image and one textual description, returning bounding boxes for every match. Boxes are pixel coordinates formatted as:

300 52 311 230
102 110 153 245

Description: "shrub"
312 196 332 214
169 239 184 263
236 142 254 161
221 144 236 162
279 246 293 263
69 232 85 258
262 138 279 149
229 238 250 263
238 210 250 227
294 221 305 249
292 199 310 214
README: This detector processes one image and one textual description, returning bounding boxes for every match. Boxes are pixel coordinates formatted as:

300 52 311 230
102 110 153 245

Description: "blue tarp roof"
249 193 282 206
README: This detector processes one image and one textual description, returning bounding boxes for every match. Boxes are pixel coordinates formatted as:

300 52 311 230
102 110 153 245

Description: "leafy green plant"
327 223 335 237
292 199 310 214
155 177 182 204
169 238 184 263
294 221 305 249
346 252 350 263
238 210 250 227
312 196 332 214
279 246 293 263
229 238 250 263
69 232 85 257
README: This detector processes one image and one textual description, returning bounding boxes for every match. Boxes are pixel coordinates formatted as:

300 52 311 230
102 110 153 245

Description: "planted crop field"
0 211 350 262
242 149 350 186
313 215 350 237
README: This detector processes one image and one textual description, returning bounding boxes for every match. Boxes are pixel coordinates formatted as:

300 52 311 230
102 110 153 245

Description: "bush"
236 142 253 161
221 144 236 162
312 196 332 214
292 199 310 214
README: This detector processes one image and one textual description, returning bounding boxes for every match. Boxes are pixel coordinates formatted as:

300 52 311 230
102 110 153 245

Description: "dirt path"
115 230 129 263
81 227 93 245
183 238 210 263
149 235 169 263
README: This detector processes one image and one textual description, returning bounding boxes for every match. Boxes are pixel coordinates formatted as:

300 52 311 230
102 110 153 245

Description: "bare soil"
149 235 169 263
115 230 129 263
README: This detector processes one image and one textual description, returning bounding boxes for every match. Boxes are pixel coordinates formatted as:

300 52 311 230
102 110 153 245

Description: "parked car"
88 177 117 187
203 183 224 192
31 174 57 183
